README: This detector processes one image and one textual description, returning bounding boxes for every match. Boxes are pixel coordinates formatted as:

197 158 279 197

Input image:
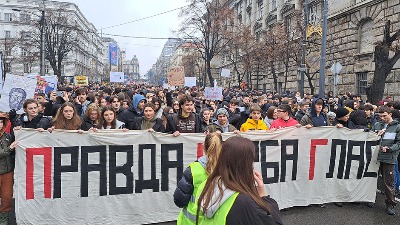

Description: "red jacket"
270 117 298 129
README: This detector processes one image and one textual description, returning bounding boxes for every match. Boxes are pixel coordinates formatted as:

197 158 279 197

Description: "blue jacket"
118 94 146 126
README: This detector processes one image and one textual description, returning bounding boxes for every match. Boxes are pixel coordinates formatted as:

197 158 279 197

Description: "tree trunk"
306 72 315 95
270 61 278 92
206 58 213 87
367 44 390 105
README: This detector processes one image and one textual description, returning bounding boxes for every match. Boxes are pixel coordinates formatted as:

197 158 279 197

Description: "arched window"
359 19 374 53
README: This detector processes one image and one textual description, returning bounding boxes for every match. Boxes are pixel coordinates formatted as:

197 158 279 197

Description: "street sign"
330 62 342 75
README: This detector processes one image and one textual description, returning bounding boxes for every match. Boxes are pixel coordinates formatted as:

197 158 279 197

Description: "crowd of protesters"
0 83 400 223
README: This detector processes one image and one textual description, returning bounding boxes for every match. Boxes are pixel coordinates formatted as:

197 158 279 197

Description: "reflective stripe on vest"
182 207 197 221
177 161 208 225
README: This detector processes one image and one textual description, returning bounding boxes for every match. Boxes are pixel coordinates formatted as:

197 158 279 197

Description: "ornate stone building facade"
224 0 400 99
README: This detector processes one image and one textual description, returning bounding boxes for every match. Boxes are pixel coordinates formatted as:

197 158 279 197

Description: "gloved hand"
8 109 16 120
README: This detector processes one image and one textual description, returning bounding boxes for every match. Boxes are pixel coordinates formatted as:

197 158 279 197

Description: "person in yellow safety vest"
195 136 284 225
174 132 223 225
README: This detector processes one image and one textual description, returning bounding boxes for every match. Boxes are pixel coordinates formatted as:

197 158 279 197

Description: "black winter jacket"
80 116 96 131
118 107 143 126
173 156 207 208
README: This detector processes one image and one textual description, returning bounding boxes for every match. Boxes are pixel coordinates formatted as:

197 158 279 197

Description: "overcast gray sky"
63 0 188 76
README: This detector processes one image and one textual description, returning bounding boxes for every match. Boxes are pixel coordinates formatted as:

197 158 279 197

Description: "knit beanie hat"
335 107 349 118
216 108 229 118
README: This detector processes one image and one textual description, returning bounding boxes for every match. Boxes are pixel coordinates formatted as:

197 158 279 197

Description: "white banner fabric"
14 127 380 224
0 74 37 114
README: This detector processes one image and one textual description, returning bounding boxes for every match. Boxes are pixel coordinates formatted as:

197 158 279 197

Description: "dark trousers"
380 163 396 207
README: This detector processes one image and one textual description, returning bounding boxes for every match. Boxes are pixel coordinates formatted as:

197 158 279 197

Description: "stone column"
294 0 301 10
277 0 284 21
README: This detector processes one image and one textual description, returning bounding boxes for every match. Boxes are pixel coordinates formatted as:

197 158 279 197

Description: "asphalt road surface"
9 191 399 225
147 192 399 225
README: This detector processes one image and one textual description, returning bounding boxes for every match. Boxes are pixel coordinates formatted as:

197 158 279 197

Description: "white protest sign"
184 77 196 87
110 72 125 83
26 75 58 96
14 127 379 224
204 87 223 100
0 74 36 114
221 68 230 77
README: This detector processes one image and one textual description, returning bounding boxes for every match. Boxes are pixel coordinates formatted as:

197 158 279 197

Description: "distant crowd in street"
0 82 399 224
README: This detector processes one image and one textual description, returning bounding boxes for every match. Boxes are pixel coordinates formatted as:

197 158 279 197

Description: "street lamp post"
318 0 328 98
40 9 45 76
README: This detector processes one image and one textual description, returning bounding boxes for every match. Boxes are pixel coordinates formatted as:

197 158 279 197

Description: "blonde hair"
204 132 223 175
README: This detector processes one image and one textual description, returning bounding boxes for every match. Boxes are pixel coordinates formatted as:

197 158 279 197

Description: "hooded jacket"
118 94 146 126
270 117 298 129
240 118 268 131
300 98 330 127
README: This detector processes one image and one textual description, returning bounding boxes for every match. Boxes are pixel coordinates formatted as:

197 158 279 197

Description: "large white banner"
0 74 37 114
14 127 380 224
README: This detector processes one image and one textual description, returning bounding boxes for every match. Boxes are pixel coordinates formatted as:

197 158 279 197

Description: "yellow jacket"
240 118 268 132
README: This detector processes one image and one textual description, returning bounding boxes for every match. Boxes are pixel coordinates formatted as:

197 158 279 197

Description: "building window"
4 13 12 22
21 48 27 56
45 65 50 74
5 47 11 56
257 1 263 20
24 63 30 73
356 72 367 95
309 4 320 25
247 10 251 25
5 63 11 72
270 0 277 11
238 1 243 13
359 19 374 53
20 13 30 23
5 31 10 39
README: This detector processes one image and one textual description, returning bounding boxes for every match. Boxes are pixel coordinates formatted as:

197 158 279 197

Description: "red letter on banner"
309 139 328 180
26 147 52 199
197 143 204 159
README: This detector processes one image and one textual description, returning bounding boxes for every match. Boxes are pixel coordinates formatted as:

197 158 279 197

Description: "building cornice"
329 0 384 20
